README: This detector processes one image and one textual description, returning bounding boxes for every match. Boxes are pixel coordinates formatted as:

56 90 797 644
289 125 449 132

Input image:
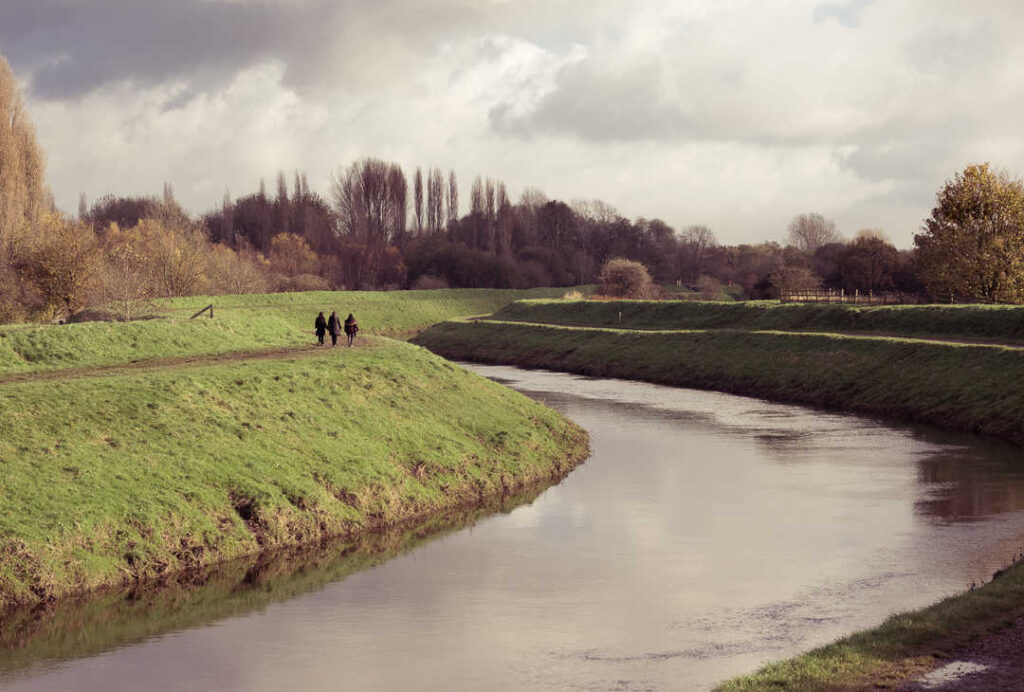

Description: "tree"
447 170 459 232
787 213 840 254
426 168 444 235
915 163 1024 302
678 225 717 283
138 218 209 297
839 232 899 292
597 257 654 298
331 158 408 285
768 265 822 297
413 168 424 234
269 232 318 276
25 214 102 316
102 224 155 321
0 54 47 263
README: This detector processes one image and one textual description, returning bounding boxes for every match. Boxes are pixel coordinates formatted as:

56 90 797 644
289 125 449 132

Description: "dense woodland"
2 54 1023 323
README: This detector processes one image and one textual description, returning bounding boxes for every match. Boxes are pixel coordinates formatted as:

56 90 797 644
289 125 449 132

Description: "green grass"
491 299 1024 342
413 320 1024 444
0 287 575 376
0 339 588 610
712 559 1024 691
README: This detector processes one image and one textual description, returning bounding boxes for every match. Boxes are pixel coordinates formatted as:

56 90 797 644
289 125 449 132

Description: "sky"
3 0 1024 248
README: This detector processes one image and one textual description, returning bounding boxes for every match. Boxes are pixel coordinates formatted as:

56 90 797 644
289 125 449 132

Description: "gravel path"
898 617 1024 691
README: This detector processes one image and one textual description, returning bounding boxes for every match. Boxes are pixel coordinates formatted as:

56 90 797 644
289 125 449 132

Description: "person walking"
343 313 359 347
314 311 327 346
327 311 342 347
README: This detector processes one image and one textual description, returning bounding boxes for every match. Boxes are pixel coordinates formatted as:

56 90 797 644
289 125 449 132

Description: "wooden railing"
189 304 214 319
779 289 910 305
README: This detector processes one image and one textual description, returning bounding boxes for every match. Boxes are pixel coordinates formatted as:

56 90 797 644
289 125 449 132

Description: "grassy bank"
412 320 1024 444
0 487 547 675
492 299 1024 342
713 559 1024 691
0 339 588 611
0 287 575 377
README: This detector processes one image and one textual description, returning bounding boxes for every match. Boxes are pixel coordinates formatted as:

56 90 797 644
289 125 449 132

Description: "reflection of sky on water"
4 365 1024 692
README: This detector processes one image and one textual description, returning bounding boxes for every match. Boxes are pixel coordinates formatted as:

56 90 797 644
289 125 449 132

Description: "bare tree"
496 182 512 256
427 168 444 234
786 213 840 254
331 157 408 284
516 187 548 249
470 176 484 248
447 170 459 231
413 167 424 235
484 178 496 252
678 224 717 283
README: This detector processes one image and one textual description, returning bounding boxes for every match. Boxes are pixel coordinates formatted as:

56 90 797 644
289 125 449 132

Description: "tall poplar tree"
0 54 47 262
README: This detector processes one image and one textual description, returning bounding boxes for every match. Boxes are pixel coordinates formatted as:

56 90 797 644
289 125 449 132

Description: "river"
3 365 1024 691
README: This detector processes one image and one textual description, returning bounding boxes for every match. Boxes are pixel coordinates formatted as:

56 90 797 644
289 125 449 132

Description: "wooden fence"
779 289 912 305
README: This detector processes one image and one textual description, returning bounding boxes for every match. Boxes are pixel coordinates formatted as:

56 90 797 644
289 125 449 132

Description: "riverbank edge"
0 343 590 613
712 557 1024 691
0 479 574 674
412 319 1024 445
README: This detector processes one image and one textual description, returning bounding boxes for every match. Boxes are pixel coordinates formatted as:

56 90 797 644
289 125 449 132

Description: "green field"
0 287 574 377
492 298 1024 342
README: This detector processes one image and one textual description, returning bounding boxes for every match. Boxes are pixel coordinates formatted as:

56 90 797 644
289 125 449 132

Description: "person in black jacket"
327 311 341 346
343 313 359 347
314 312 327 346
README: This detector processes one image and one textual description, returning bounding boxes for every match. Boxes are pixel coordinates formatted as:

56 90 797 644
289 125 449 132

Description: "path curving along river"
4 365 1024 691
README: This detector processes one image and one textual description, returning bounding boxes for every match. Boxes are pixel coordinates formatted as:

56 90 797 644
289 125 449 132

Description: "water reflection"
0 486 552 678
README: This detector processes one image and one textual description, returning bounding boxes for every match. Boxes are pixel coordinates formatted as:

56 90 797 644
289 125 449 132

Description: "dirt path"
484 319 1024 350
893 617 1024 691
0 341 376 386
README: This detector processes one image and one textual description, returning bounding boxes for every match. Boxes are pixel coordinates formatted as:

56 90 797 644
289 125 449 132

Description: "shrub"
413 274 449 290
597 257 654 298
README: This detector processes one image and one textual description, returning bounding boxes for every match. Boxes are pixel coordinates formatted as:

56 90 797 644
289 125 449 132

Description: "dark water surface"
4 365 1024 691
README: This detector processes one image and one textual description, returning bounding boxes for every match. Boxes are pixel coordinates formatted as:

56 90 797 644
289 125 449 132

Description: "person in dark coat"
343 313 359 347
314 312 327 346
327 311 342 346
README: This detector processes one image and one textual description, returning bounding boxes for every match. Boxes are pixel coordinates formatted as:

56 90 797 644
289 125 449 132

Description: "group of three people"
315 311 359 347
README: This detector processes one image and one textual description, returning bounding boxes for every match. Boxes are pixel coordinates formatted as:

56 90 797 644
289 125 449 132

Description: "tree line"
2 53 1024 324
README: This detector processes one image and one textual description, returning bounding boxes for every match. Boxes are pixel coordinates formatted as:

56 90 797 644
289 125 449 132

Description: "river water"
3 365 1024 691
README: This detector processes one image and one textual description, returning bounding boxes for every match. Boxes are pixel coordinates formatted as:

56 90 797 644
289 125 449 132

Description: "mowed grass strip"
0 287 576 377
712 559 1024 691
492 299 1024 343
0 339 588 610
412 320 1024 444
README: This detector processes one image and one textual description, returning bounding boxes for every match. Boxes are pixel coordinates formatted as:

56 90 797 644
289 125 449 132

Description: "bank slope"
412 320 1024 444
0 340 588 610
492 299 1024 342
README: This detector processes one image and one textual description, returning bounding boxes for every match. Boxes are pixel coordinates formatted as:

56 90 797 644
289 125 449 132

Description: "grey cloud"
0 0 492 99
490 61 698 143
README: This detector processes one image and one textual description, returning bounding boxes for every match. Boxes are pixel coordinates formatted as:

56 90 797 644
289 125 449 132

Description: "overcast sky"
2 0 1023 247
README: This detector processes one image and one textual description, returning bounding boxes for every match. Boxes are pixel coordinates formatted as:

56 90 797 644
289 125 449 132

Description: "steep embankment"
492 299 1024 343
413 318 1024 444
0 339 588 611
